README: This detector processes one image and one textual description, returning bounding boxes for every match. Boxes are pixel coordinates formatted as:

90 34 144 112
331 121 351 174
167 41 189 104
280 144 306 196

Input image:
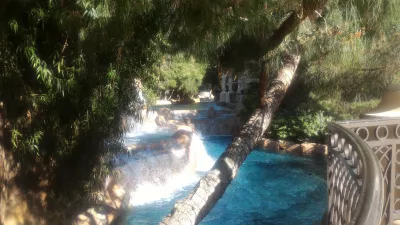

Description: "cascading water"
115 118 214 206
117 104 326 225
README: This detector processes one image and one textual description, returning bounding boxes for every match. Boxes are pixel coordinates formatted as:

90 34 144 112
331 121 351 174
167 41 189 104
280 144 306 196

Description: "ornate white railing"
327 122 385 225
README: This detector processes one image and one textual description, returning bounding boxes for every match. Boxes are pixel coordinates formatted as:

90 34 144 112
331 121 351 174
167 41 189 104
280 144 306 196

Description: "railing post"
390 143 395 225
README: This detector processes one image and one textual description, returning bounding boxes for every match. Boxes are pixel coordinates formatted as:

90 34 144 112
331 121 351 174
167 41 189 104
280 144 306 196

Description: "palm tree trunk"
161 2 328 224
160 54 300 225
258 60 268 107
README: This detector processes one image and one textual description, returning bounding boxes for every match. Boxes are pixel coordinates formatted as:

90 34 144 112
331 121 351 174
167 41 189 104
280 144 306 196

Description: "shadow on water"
200 145 327 225
250 154 327 179
127 136 327 225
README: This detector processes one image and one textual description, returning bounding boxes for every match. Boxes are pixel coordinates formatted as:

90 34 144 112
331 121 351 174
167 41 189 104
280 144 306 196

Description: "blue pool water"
127 136 327 225
150 102 226 111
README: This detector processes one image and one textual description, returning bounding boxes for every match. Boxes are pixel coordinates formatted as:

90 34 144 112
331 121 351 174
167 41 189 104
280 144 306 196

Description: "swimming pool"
126 136 327 225
151 102 227 111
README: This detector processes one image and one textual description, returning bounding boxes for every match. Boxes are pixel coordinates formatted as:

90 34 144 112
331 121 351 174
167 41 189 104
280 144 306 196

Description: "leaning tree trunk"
161 2 327 224
161 54 300 225
258 60 268 107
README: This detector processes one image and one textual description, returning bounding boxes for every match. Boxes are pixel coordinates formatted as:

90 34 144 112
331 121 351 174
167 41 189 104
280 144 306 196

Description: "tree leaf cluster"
155 54 206 98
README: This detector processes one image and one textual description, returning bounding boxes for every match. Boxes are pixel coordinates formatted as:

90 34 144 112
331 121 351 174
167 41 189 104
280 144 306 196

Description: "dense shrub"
239 80 380 143
267 109 333 143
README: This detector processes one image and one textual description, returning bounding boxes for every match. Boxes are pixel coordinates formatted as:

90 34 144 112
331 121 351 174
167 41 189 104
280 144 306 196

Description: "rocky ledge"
257 138 328 157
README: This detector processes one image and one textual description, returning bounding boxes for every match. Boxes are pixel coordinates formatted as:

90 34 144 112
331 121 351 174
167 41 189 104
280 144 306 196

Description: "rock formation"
257 138 328 157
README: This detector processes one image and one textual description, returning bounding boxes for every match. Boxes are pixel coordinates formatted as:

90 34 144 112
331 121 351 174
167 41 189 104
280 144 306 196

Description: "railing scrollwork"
327 122 384 225
337 119 400 225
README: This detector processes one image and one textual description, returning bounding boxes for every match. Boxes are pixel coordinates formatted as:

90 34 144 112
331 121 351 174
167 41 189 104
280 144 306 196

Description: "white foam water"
117 119 214 206
124 115 159 138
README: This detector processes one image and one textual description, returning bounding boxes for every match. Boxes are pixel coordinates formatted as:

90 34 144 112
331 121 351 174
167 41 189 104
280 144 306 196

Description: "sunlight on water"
127 137 327 225
188 134 215 172
124 116 159 138
117 117 215 206
119 114 326 225
130 167 201 206
120 134 214 206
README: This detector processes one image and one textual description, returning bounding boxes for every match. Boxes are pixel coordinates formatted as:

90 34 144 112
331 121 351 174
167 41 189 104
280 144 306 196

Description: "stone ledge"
257 138 328 157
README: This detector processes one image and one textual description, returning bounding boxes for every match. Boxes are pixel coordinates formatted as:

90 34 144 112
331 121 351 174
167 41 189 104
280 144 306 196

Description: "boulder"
284 143 302 156
257 139 279 152
74 177 129 225
257 138 328 157
313 145 328 156
278 140 296 150
301 143 328 156
155 116 166 127
174 124 193 133
157 108 173 120
172 129 193 150
301 143 316 155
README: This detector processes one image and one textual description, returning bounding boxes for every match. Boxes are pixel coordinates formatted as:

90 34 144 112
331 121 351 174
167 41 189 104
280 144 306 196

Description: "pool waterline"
150 102 227 111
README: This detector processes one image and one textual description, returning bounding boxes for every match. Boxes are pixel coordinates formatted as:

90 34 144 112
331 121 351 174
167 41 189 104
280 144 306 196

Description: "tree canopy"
1 0 400 224
154 54 207 99
1 0 173 222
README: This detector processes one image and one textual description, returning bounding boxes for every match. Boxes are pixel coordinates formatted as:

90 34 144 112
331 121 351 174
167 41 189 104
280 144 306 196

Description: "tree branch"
161 54 301 225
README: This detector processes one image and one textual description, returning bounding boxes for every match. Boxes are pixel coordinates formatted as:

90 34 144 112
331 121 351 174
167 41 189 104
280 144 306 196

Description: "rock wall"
257 138 328 157
192 116 241 136
152 107 241 136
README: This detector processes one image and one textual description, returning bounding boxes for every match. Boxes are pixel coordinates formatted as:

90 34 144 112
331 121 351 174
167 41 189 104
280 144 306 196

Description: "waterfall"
189 133 214 171
116 129 214 206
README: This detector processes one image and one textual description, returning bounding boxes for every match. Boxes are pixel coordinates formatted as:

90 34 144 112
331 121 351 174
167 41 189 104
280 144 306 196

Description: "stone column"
228 76 234 93
219 73 227 103
236 76 242 94
236 76 245 109
226 75 233 103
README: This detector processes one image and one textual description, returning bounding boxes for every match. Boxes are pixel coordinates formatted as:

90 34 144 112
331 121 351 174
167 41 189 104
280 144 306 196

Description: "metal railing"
327 122 384 225
337 119 400 225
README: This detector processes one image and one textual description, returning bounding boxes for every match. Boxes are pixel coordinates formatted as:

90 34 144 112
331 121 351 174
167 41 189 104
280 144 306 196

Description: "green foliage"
156 54 207 97
142 86 158 106
313 97 380 120
268 110 333 142
296 0 400 102
239 79 376 143
239 82 333 142
233 0 400 144
2 0 400 221
3 1 274 219
238 82 260 119
0 0 169 221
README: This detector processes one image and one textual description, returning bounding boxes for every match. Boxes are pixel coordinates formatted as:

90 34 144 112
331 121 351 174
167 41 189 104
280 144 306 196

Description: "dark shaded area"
218 35 264 70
